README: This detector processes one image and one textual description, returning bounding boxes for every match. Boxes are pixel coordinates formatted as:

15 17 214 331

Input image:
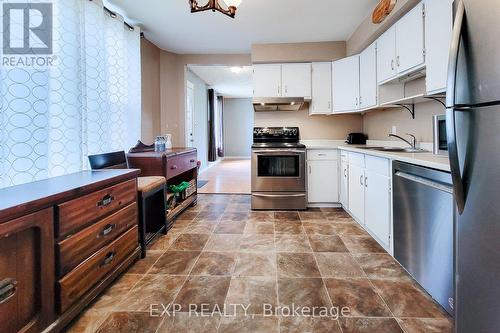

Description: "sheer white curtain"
0 0 141 188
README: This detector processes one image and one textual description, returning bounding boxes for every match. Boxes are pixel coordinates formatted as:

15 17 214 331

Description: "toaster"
345 133 367 145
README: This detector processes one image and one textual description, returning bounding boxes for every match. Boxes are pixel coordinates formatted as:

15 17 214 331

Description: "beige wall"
252 42 346 63
140 38 161 143
255 110 363 140
363 102 445 142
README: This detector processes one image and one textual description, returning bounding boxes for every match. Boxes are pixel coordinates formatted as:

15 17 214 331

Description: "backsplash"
362 101 445 143
254 109 363 140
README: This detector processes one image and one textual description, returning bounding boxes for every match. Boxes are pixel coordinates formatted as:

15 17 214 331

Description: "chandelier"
189 0 242 19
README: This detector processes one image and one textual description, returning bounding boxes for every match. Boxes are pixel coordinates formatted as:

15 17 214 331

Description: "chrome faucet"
389 133 417 149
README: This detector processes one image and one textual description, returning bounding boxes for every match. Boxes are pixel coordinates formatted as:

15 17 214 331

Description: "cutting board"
372 0 397 24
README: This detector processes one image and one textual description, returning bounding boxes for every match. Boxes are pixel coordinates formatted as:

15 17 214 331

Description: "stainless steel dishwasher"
393 161 454 315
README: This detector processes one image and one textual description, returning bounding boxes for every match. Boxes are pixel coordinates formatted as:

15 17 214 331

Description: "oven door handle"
253 150 305 154
252 193 306 198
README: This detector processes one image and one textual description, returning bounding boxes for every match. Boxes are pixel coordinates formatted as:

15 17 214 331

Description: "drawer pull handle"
0 278 17 305
99 224 116 238
100 251 116 267
190 159 196 163
97 194 114 207
170 165 178 170
318 154 326 156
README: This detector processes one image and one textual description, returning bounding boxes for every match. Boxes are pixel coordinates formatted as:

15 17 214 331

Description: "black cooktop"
252 142 306 149
253 127 303 149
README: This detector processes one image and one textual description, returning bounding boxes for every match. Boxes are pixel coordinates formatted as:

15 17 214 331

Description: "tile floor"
66 194 453 333
198 159 251 194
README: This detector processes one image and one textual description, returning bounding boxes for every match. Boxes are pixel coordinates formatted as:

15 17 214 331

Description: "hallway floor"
66 194 452 333
198 159 251 194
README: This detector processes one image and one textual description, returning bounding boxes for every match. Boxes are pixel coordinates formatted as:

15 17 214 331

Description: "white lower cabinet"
307 150 339 204
345 151 392 251
364 169 391 248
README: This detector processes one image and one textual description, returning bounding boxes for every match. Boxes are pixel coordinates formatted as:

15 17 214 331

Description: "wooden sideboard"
127 148 198 229
0 169 141 333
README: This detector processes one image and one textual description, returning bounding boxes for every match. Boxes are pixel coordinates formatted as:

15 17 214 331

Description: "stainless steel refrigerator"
446 1 500 332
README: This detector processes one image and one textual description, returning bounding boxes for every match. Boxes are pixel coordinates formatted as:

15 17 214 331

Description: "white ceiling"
188 65 253 98
105 0 379 54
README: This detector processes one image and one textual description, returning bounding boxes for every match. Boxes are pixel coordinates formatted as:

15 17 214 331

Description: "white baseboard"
223 156 251 160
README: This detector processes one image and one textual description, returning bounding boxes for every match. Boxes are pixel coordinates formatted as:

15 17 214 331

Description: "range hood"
253 97 305 112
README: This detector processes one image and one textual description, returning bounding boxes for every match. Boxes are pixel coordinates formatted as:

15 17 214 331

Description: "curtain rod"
89 1 136 31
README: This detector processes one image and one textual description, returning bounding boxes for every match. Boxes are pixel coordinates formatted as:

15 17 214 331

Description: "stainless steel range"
251 127 306 210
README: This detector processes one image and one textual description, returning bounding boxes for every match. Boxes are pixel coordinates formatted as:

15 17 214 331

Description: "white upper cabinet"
333 55 360 112
310 62 332 115
425 0 454 94
377 2 425 84
395 2 425 74
281 63 312 98
377 26 397 84
359 42 378 109
253 64 282 97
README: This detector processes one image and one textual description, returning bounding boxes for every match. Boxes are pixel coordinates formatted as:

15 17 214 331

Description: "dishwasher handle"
395 171 453 194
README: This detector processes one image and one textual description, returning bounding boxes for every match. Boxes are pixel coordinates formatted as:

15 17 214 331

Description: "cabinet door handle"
170 165 178 170
391 59 395 71
360 175 363 186
328 101 331 109
355 97 358 106
344 169 347 178
97 194 114 207
0 278 17 305
309 165 312 174
99 224 116 238
285 85 288 94
365 176 368 188
396 56 400 67
100 251 116 268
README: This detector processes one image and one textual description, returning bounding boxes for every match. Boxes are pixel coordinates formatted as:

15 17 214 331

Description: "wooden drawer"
57 179 137 238
57 225 138 313
166 152 197 179
56 203 138 277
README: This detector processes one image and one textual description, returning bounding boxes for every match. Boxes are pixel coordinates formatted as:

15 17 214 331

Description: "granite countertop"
301 140 450 172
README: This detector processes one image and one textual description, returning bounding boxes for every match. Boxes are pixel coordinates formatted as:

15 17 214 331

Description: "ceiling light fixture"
189 0 242 19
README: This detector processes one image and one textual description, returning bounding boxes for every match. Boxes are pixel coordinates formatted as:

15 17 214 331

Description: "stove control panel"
253 127 300 140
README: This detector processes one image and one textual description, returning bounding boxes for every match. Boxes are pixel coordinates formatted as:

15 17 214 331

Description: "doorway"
185 80 195 148
185 65 253 194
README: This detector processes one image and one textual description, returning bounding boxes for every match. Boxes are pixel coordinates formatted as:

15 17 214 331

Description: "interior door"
348 164 365 224
253 64 282 97
311 62 332 114
281 63 312 98
359 42 378 109
0 208 54 333
333 55 360 112
364 170 391 247
185 81 195 147
395 2 425 74
377 26 397 83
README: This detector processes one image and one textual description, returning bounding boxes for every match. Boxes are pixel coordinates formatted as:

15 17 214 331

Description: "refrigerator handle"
446 0 466 214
